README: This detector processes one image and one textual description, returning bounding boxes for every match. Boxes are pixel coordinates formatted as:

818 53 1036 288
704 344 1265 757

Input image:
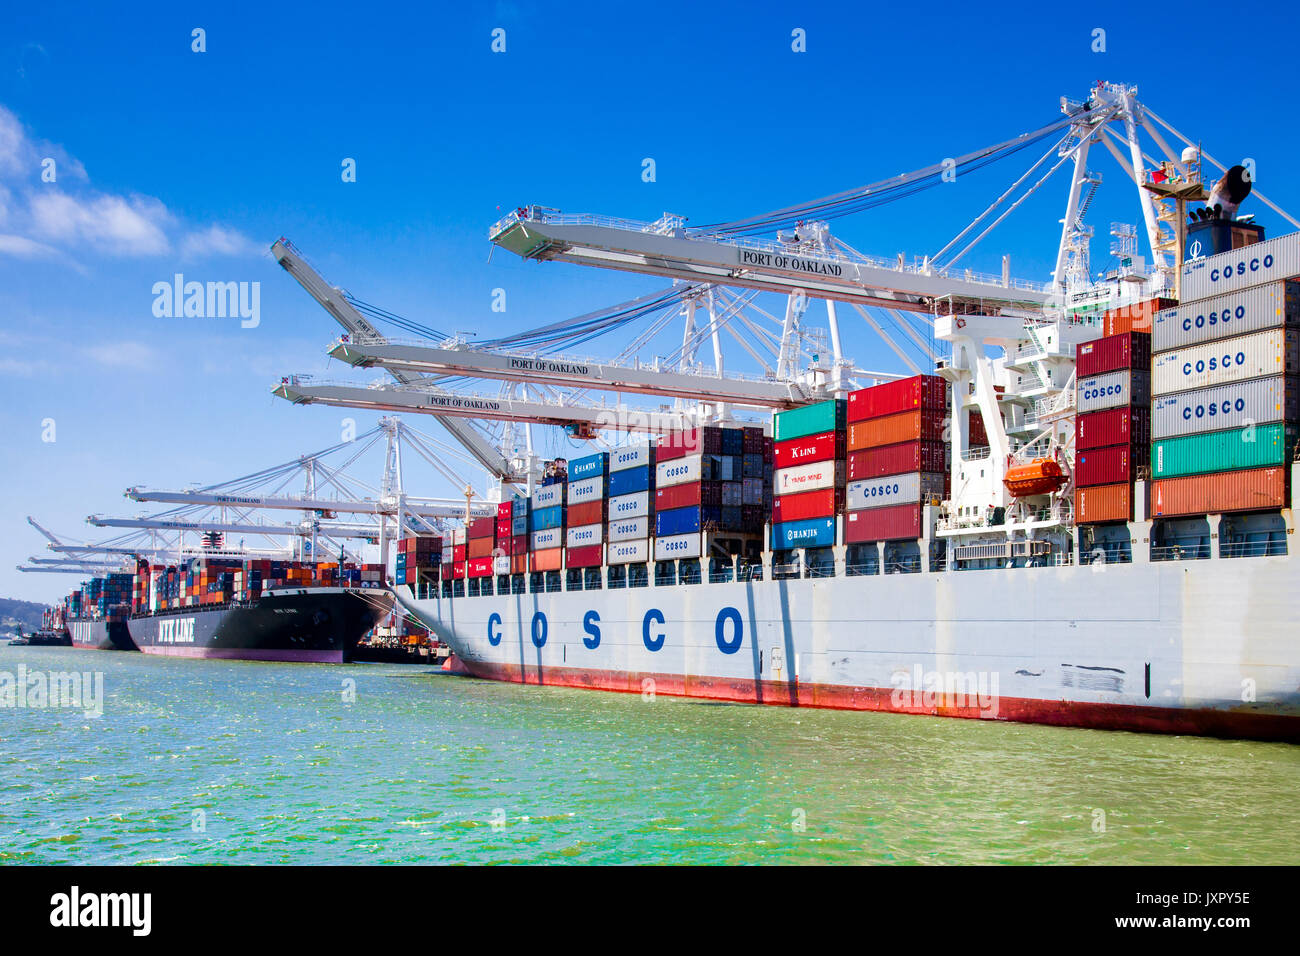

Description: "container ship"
61 558 392 662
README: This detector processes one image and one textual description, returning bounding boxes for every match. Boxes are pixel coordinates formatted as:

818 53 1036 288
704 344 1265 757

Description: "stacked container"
1148 276 1300 516
565 452 608 570
844 375 949 544
529 475 566 573
653 426 762 561
606 444 655 567
1073 331 1152 524
466 516 496 582
442 527 467 580
769 400 846 551
394 536 440 586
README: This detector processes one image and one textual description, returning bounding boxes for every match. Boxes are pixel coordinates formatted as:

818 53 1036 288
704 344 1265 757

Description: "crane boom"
123 486 480 517
86 515 386 539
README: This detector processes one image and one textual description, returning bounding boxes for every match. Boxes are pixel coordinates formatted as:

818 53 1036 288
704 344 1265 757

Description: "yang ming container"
1076 369 1150 414
1150 375 1297 439
1179 231 1300 300
1151 328 1299 395
1150 422 1295 479
773 459 846 496
1152 281 1300 352
1150 465 1287 517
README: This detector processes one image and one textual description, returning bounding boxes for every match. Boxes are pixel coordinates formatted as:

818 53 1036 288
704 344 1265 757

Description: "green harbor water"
2 644 1297 865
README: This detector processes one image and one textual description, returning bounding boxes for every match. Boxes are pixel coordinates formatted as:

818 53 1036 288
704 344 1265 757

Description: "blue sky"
3 0 1299 602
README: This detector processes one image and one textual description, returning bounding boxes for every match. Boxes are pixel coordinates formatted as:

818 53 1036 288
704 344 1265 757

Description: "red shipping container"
844 504 922 543
1075 483 1133 523
847 441 947 480
443 562 465 580
847 375 948 424
847 408 946 452
1075 444 1132 487
1151 466 1287 517
495 517 512 540
467 537 495 559
467 556 493 578
1075 331 1151 378
773 431 846 468
771 487 841 523
969 411 988 447
452 544 466 562
468 516 495 539
397 538 409 553
497 501 513 520
656 426 725 461
1076 406 1150 451
530 548 563 573
510 553 528 574
567 500 607 527
655 482 724 510
511 533 528 557
565 544 604 568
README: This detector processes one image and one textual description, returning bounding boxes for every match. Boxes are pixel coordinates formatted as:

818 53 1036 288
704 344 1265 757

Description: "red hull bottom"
139 646 343 663
460 660 1300 743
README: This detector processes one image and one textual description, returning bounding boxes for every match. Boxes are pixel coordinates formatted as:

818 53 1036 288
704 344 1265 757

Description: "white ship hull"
396 555 1300 741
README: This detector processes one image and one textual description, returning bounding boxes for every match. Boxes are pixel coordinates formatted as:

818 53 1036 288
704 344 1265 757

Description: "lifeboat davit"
1003 458 1066 497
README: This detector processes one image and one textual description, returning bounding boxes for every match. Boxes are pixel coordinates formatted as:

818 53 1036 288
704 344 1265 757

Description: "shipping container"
1152 328 1300 395
772 431 846 469
511 534 528 556
565 544 603 568
530 548 564 573
529 505 564 532
848 374 947 423
1076 369 1151 414
1075 482 1133 524
493 555 511 576
607 465 652 497
607 539 650 565
1151 422 1295 479
1075 444 1134 488
530 527 563 551
1102 297 1177 336
656 426 726 461
773 459 846 495
657 454 703 488
654 533 701 561
1076 331 1151 378
968 411 988 448
511 515 528 537
847 440 947 480
1180 231 1300 300
773 399 847 442
847 408 946 452
609 444 656 472
566 523 603 548
844 504 922 543
451 528 466 545
569 452 609 481
607 516 650 542
494 517 512 541
566 500 606 528
608 491 650 520
468 515 495 539
452 544 466 562
467 537 495 559
770 487 841 523
1151 466 1288 517
1151 375 1298 440
531 484 564 509
496 501 513 520
1076 406 1150 451
846 471 946 511
656 482 707 511
567 476 604 505
771 516 836 550
655 505 723 537
466 556 493 578
1152 281 1300 352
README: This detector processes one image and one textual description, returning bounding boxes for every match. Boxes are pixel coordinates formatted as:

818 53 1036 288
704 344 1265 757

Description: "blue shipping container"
530 505 565 532
654 505 722 537
608 465 652 497
771 517 836 550
510 515 528 537
569 452 609 481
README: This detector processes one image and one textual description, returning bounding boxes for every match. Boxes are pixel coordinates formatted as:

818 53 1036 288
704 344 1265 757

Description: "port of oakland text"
738 249 844 277
426 396 504 411
508 358 591 375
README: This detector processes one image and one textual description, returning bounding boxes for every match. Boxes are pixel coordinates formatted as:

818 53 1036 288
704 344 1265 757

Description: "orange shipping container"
1075 482 1133 524
467 537 495 559
848 409 946 452
530 547 564 573
1150 466 1288 518
1102 297 1176 337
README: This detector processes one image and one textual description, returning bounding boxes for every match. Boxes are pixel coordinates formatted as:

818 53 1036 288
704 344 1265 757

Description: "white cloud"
0 233 59 258
181 224 263 260
29 190 172 256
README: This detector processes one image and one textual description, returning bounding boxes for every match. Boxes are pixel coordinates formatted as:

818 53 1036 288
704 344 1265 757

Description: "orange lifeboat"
1003 458 1066 497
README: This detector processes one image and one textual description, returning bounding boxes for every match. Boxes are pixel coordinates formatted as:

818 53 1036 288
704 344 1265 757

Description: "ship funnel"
1206 164 1252 219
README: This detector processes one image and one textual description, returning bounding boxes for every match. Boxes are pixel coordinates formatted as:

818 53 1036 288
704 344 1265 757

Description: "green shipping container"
773 399 847 442
1151 422 1297 479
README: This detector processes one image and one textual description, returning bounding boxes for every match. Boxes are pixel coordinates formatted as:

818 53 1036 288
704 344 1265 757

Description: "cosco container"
607 465 651 497
567 475 604 505
1152 281 1300 352
1075 444 1134 487
565 523 603 548
847 408 947 451
770 487 841 523
1151 375 1297 440
607 538 650 565
772 431 845 469
1075 331 1151 378
771 516 836 550
1151 328 1299 395
654 533 701 561
529 504 564 532
530 527 563 551
607 516 649 542
773 399 847 442
565 544 603 568
847 375 947 423
609 444 655 472
656 454 703 488
608 491 650 519
846 471 945 511
530 484 564 509
1179 231 1300 300
1150 465 1287 517
1074 483 1133 524
1076 406 1150 451
844 504 922 543
1076 369 1150 413
1150 422 1294 479
773 459 846 496
847 440 947 480
569 452 608 481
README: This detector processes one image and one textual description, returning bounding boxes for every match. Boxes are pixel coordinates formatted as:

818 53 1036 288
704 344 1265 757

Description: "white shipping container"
1152 328 1299 395
1076 369 1151 413
492 555 511 575
608 491 650 519
531 484 564 509
567 476 604 505
774 459 846 495
1181 231 1300 301
846 472 946 511
530 527 562 551
656 454 702 488
1152 281 1299 352
607 516 649 542
609 444 655 472
606 539 650 565
654 532 701 561
1151 375 1296 439
565 523 604 548
451 528 467 545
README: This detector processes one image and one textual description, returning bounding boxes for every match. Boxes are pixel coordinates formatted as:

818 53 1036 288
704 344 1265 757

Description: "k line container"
1074 483 1133 524
848 375 947 423
654 533 701 561
1076 369 1151 414
774 459 846 496
1151 422 1295 479
531 484 564 509
1152 281 1300 352
771 516 837 550
772 431 845 469
847 408 946 452
1152 328 1299 395
1180 232 1300 300
607 539 650 565
569 452 608 481
608 491 650 520
609 445 655 472
846 471 945 511
566 523 603 548
607 466 651 497
1076 406 1150 451
770 488 841 523
1151 375 1298 440
844 504 922 543
530 527 563 551
773 400 847 442
1075 444 1134 488
847 440 947 480
607 516 649 542
565 544 603 568
529 548 563 573
1151 465 1288 517
567 476 604 505
1075 331 1151 378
